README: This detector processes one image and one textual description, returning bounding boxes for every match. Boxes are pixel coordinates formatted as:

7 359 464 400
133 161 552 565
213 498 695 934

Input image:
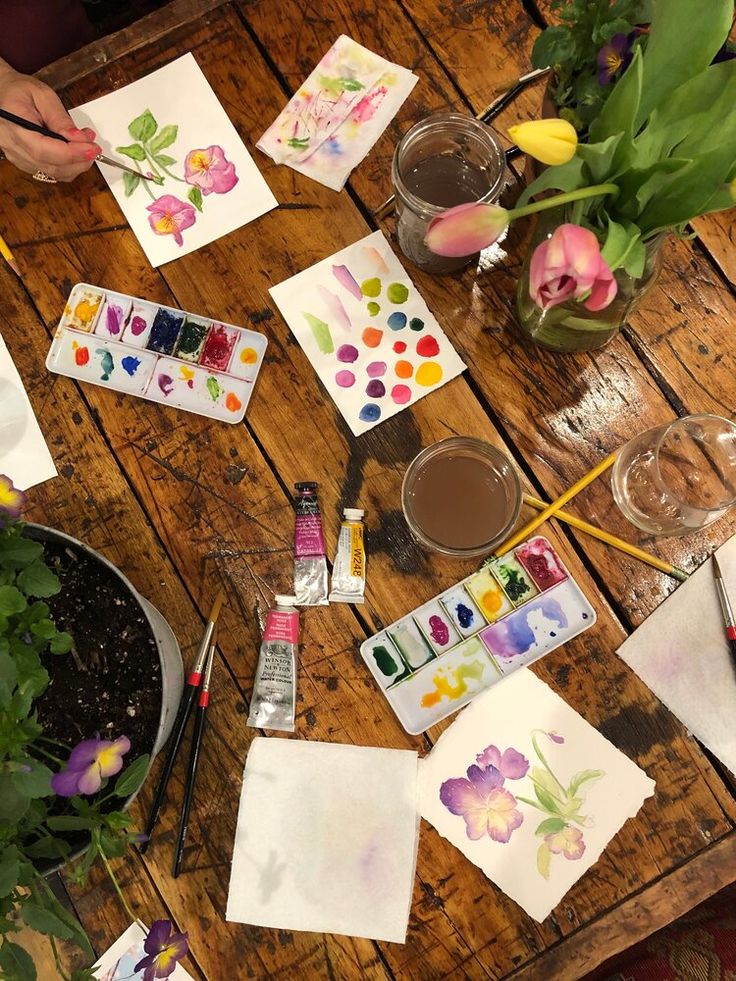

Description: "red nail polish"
84 147 99 160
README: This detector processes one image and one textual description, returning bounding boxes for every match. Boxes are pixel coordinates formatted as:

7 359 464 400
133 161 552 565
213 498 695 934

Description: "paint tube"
247 595 299 732
329 508 366 603
293 481 329 606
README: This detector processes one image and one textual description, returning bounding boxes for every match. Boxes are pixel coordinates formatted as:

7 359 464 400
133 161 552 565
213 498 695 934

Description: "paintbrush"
0 231 20 278
0 108 161 182
140 588 226 853
523 493 688 582
172 638 216 878
496 451 619 556
712 555 736 669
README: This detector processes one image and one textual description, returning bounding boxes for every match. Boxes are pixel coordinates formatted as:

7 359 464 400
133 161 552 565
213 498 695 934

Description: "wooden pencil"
0 232 20 278
523 493 688 582
495 451 619 556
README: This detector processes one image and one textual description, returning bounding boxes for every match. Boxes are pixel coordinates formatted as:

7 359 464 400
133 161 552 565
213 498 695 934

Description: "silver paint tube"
329 508 366 603
293 481 329 606
247 595 299 732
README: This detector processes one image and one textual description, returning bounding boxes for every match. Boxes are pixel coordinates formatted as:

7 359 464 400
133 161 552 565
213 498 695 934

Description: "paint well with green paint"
361 277 381 298
373 645 399 677
302 311 334 354
206 376 222 401
387 283 409 304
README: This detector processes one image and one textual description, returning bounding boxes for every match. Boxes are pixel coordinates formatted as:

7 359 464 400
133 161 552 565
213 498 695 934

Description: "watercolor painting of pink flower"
146 195 196 246
545 825 586 860
440 764 524 842
184 145 238 195
475 744 529 779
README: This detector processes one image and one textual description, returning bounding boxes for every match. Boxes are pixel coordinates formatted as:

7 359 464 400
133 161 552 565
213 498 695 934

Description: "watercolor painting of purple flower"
116 108 238 240
439 744 529 843
513 730 604 880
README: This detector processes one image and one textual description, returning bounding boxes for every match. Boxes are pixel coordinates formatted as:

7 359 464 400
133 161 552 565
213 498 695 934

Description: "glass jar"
515 210 665 353
391 113 506 275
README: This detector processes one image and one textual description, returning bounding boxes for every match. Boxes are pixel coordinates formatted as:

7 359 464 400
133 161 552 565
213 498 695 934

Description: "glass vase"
515 212 664 353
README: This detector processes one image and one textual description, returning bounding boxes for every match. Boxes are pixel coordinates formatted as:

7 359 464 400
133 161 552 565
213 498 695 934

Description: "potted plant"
424 0 736 352
0 477 186 980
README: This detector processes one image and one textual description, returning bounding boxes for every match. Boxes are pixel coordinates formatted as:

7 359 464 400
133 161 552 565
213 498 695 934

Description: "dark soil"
29 531 162 764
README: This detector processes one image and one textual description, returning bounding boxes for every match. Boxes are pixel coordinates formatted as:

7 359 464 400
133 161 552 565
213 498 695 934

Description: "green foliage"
0 516 150 981
531 0 646 131
187 186 203 212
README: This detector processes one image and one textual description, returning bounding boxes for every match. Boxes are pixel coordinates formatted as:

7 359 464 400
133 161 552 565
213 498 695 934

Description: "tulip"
425 202 510 257
529 223 617 312
507 119 578 166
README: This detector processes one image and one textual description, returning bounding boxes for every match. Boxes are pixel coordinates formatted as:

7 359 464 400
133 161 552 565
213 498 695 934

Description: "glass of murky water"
611 414 736 536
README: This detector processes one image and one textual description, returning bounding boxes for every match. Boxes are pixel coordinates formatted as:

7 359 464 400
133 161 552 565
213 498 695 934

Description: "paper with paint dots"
268 230 466 435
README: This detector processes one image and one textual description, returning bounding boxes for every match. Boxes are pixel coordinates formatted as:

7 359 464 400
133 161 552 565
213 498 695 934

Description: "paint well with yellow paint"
420 659 486 708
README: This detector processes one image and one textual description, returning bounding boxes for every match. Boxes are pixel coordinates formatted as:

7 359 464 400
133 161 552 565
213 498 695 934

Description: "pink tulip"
146 195 196 246
530 223 617 312
184 145 238 195
425 202 510 257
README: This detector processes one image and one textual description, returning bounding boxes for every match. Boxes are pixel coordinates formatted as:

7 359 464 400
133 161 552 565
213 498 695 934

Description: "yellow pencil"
0 232 20 278
495 451 619 556
522 493 688 582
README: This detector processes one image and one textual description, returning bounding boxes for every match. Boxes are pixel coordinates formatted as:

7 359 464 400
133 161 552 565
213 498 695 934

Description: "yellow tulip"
507 119 578 166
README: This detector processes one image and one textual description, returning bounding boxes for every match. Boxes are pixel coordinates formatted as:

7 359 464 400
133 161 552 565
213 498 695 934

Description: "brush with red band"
173 640 216 877
140 589 225 852
712 556 736 666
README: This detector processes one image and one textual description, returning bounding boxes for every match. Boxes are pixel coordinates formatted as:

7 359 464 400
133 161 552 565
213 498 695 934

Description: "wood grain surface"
0 1 734 978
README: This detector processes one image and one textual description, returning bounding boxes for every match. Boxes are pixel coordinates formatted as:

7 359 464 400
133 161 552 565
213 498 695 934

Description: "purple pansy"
440 764 524 842
597 33 633 85
51 734 130 797
475 744 530 779
134 919 189 981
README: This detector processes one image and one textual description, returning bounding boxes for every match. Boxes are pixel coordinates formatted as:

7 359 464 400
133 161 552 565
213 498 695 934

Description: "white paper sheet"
71 54 277 267
258 35 417 191
226 737 419 942
618 536 736 775
269 230 465 435
0 334 56 491
93 922 193 980
419 670 655 922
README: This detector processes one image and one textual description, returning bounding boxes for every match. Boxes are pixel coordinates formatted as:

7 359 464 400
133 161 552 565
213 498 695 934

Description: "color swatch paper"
226 737 419 942
618 536 736 776
258 35 417 191
71 54 277 267
420 670 655 922
269 230 465 435
94 922 194 980
0 334 56 491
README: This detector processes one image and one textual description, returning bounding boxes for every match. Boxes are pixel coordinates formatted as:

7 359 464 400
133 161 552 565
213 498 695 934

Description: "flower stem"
48 935 71 981
531 732 568 798
509 183 619 221
144 147 184 182
98 840 137 924
33 744 64 766
136 162 157 201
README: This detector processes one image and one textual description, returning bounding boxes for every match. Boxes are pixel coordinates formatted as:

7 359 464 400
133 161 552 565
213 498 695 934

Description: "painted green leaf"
537 841 552 880
535 816 566 837
530 767 563 814
128 108 157 142
113 754 150 798
154 154 176 167
115 143 146 161
559 796 584 818
149 124 178 153
187 185 203 212
123 171 140 197
0 941 36 981
568 769 605 797
0 585 26 616
302 312 334 354
16 560 60 598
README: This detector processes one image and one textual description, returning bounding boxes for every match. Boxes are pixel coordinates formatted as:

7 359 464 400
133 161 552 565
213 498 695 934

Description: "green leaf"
516 156 585 207
535 816 567 836
154 154 176 167
149 124 178 153
601 217 641 273
576 134 623 184
35 899 92 957
0 941 36 981
0 653 17 707
128 109 157 142
115 143 147 161
0 586 25 617
187 186 203 212
23 838 70 861
49 632 72 655
123 171 140 197
113 754 150 799
531 26 576 70
537 841 552 880
46 816 97 833
568 768 605 797
622 236 646 278
0 849 19 898
0 778 29 824
590 45 643 149
11 762 52 799
21 902 75 941
16 561 60 599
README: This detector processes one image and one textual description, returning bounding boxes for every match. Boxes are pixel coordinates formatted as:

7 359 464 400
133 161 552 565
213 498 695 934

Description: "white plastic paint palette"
46 283 267 424
360 537 596 734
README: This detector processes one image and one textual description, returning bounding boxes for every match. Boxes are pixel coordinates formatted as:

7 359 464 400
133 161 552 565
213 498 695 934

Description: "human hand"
0 61 101 182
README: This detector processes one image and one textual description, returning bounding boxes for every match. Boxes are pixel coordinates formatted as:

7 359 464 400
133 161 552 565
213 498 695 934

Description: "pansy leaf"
47 815 98 832
535 817 567 836
149 124 178 153
0 585 26 616
123 171 140 197
22 902 76 942
0 848 19 898
0 941 36 981
154 154 176 167
128 109 157 143
23 837 71 861
49 631 72 655
0 776 30 824
113 754 150 798
537 841 552 880
0 537 43 568
115 143 147 161
11 761 52 799
568 769 605 797
187 186 203 212
16 560 60 598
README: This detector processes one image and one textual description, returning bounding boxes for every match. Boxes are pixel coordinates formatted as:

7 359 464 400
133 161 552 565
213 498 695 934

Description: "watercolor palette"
46 283 267 424
360 537 596 734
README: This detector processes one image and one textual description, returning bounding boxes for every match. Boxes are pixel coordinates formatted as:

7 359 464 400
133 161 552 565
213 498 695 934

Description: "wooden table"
3 1 736 978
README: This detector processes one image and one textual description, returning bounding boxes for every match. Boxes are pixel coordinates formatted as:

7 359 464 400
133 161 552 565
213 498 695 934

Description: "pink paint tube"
293 481 329 606
247 595 300 732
